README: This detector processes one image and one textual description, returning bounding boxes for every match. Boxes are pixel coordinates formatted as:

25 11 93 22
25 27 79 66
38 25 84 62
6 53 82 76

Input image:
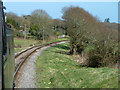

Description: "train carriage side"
0 1 3 89
0 15 2 89
0 0 15 89
4 28 15 88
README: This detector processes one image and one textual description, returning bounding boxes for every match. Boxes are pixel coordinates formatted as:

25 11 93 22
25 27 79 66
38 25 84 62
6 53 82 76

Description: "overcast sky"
4 2 118 23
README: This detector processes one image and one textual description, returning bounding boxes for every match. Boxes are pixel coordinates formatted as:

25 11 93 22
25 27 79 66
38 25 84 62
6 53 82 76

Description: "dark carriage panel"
0 1 3 89
4 28 15 88
0 0 15 88
0 23 2 90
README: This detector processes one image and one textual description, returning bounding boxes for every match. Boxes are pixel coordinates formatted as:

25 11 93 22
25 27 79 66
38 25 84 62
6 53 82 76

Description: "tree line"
6 10 66 40
6 6 119 67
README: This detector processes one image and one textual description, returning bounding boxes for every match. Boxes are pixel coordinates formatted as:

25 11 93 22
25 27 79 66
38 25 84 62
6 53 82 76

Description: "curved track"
14 40 68 79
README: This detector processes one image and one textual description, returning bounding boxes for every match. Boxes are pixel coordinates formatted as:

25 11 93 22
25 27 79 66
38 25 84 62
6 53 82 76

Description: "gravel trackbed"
15 42 66 88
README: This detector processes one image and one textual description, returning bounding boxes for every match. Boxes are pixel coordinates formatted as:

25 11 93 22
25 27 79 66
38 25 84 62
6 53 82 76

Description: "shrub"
16 31 24 37
62 6 118 67
84 45 101 67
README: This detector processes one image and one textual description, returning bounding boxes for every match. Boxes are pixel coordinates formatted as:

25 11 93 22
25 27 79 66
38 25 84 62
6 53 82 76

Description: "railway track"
14 40 68 79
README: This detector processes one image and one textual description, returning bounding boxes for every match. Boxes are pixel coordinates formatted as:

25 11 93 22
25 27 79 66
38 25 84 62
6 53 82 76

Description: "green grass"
14 37 69 53
35 43 118 88
37 37 69 45
14 38 37 47
14 38 38 53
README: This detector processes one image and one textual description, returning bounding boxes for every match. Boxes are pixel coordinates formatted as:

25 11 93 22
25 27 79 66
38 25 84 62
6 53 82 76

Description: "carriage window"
2 10 7 55
3 29 7 54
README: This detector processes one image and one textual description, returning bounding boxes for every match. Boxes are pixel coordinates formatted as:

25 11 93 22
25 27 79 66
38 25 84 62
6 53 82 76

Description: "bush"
62 6 118 67
16 31 24 37
84 46 101 67
85 41 118 67
87 55 102 67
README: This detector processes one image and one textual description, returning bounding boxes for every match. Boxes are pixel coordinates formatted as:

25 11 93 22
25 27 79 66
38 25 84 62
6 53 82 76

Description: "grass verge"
35 43 118 88
14 38 38 53
14 37 68 53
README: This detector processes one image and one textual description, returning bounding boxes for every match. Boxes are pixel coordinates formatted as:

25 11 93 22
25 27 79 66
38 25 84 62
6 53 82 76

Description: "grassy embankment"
14 37 68 53
14 38 37 53
35 43 118 88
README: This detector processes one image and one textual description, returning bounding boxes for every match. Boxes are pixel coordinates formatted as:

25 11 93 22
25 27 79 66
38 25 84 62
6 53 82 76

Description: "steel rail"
14 40 68 78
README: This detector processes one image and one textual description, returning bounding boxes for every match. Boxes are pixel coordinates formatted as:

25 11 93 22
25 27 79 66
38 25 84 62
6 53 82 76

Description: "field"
35 43 118 88
14 37 68 53
14 38 38 53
